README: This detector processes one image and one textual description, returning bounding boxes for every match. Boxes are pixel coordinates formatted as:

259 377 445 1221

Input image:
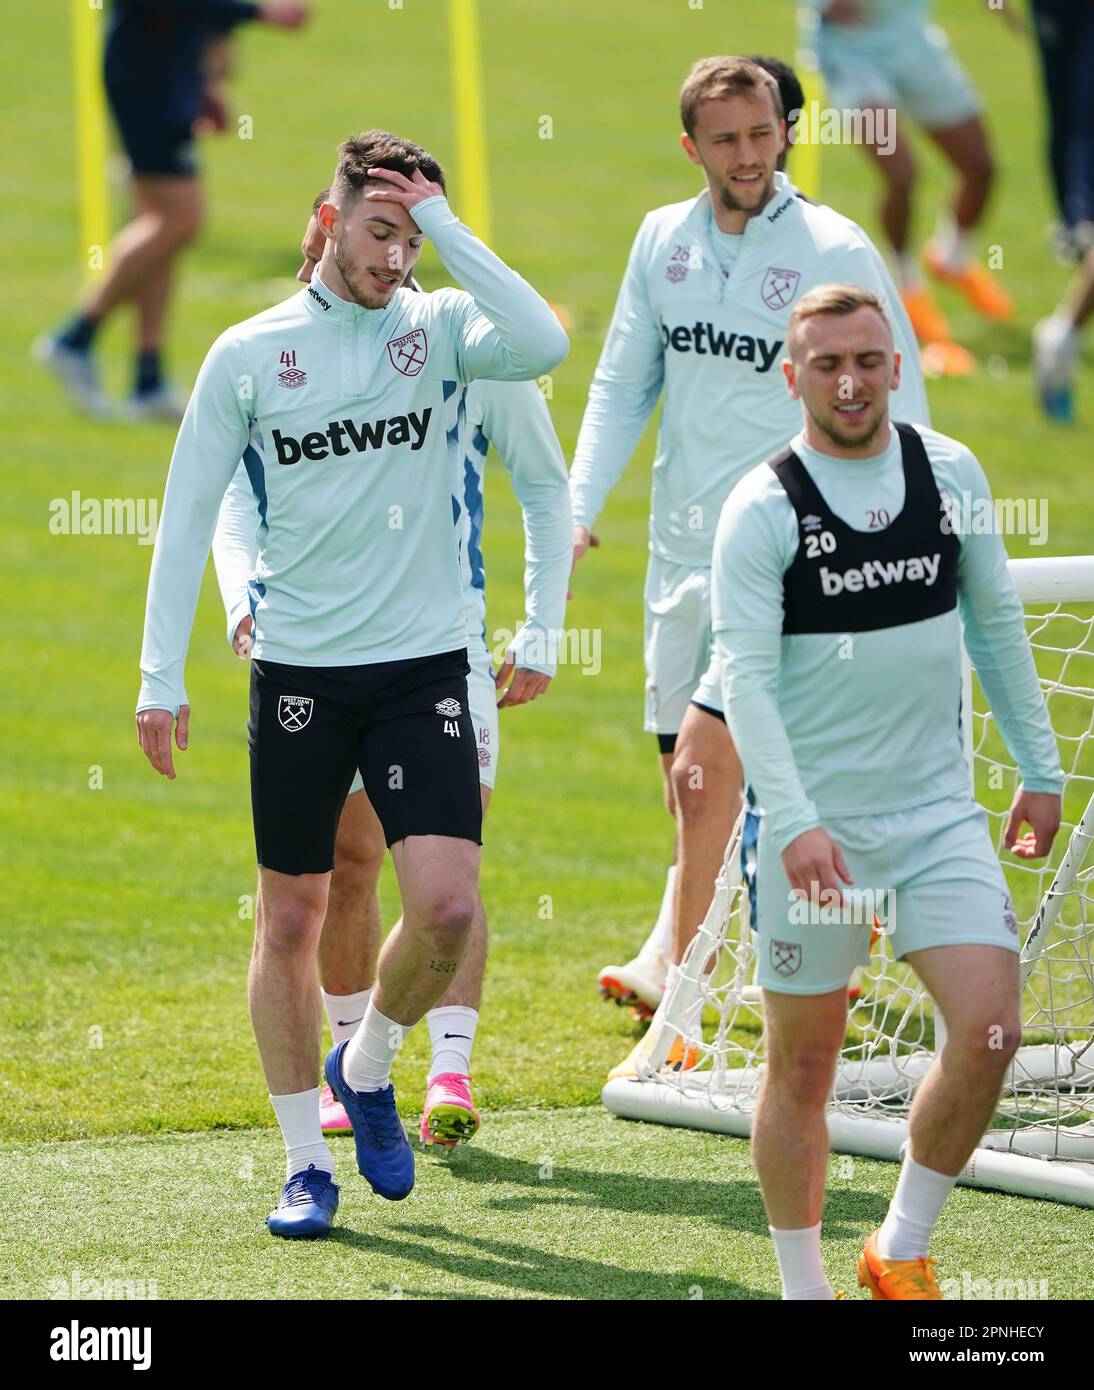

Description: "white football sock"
876 1155 956 1260
640 865 677 958
342 1000 410 1092
426 1005 478 1081
770 1222 834 1300
896 253 921 291
270 1087 334 1182
321 985 374 1048
1042 311 1080 352
931 216 974 272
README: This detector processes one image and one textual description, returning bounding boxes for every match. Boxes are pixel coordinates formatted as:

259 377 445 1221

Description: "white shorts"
644 554 716 735
816 22 981 132
691 647 724 720
754 793 1019 996
348 635 498 797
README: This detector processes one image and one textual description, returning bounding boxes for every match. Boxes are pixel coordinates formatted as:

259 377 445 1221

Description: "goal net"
603 555 1094 1207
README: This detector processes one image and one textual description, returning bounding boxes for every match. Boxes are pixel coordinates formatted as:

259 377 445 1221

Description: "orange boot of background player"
923 241 1014 321
900 285 977 378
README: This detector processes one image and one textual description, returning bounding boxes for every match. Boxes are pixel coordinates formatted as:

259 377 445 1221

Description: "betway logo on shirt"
660 321 782 372
272 409 432 465
819 554 942 596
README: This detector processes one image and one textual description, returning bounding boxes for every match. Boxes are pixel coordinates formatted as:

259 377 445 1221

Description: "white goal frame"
603 555 1094 1208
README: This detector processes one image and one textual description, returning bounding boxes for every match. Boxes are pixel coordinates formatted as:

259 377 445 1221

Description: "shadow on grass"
326 1136 890 1298
329 1221 766 1300
422 1136 888 1237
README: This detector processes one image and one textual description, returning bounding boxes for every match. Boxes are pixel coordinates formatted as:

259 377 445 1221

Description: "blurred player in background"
1030 0 1094 419
1029 0 1094 263
212 190 572 1146
35 0 309 420
749 56 805 176
572 56 928 1075
1034 247 1094 421
713 285 1061 1299
803 0 1011 376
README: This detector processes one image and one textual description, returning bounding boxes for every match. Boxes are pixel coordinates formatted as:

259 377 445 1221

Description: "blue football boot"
266 1165 339 1239
324 1041 415 1200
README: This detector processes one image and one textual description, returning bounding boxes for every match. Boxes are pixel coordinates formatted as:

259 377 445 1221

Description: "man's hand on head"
365 166 446 220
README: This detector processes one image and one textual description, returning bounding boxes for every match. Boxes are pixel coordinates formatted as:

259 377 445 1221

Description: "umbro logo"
801 514 823 532
435 698 462 717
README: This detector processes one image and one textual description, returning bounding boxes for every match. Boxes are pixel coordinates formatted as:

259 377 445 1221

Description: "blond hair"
680 56 783 138
787 283 891 353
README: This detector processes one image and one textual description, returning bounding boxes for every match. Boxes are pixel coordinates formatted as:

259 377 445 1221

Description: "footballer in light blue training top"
711 282 1061 1302
135 131 568 1241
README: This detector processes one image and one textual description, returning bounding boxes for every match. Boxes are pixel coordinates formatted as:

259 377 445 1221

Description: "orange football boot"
923 244 1014 321
901 284 953 343
899 288 976 377
857 1230 941 1300
607 1029 699 1081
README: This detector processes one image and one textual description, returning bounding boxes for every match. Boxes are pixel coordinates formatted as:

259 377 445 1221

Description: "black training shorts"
248 648 483 876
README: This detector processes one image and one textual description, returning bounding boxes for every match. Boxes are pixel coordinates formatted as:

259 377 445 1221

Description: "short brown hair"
332 130 446 208
787 283 891 352
312 186 330 215
680 56 783 138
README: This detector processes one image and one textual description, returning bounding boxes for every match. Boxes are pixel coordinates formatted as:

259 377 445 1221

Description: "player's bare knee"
765 1046 838 1105
946 1012 1021 1070
671 750 731 823
419 891 476 953
331 838 384 900
257 891 327 955
884 152 916 195
964 147 995 194
259 910 325 953
166 205 204 248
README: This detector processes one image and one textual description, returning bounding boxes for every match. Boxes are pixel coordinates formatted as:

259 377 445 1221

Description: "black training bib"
771 422 959 635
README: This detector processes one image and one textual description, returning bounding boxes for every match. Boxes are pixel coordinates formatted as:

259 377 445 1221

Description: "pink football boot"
319 1082 352 1135
419 1072 480 1149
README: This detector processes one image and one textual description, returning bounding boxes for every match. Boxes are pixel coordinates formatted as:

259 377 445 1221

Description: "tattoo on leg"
430 959 458 974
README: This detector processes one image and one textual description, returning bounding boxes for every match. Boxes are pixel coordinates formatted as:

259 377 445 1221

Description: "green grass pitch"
1 0 1091 1299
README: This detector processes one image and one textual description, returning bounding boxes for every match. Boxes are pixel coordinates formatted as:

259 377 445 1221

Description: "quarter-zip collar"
301 269 401 330
679 171 801 300
682 170 801 244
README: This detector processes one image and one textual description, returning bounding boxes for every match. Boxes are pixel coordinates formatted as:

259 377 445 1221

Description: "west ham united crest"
770 939 802 977
278 695 313 732
761 266 801 311
387 328 428 377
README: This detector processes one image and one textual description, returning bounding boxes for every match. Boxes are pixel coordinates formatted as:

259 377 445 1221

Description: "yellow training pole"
447 0 492 243
793 5 824 201
72 0 110 276
793 62 824 201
